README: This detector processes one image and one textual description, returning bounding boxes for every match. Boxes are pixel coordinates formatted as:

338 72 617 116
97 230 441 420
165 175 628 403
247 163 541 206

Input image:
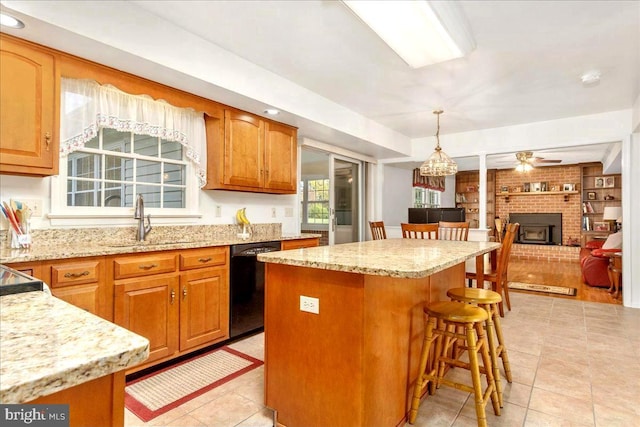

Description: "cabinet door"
51 284 100 314
0 36 56 175
264 121 297 193
115 275 179 364
223 110 264 189
179 267 229 351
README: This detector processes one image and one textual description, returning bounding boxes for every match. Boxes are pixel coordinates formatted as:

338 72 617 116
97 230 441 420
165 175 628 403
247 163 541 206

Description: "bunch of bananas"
235 207 250 225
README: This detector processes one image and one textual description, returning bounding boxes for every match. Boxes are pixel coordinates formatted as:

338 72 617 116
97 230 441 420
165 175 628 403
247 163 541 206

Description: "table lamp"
602 206 622 232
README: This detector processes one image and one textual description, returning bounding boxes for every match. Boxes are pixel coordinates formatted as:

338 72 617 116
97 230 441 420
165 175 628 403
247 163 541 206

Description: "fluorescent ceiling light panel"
343 0 475 68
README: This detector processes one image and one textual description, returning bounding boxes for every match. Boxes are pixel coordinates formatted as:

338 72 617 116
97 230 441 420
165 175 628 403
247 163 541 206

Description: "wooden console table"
607 252 622 298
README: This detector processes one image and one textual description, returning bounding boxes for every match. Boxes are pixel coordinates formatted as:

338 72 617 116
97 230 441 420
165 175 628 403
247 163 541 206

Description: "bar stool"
447 287 512 408
409 301 500 427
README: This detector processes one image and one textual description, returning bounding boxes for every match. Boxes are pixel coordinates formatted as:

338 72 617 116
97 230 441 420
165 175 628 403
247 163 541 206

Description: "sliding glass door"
300 148 363 245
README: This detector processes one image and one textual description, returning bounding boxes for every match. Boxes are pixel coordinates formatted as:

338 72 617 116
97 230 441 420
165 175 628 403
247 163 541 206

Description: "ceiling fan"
515 151 561 172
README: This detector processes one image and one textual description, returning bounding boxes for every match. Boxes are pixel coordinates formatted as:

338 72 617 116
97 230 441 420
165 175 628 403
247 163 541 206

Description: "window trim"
50 133 199 226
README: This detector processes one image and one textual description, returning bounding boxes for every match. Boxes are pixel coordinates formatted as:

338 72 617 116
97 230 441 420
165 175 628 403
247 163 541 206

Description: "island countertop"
258 238 501 279
0 291 149 404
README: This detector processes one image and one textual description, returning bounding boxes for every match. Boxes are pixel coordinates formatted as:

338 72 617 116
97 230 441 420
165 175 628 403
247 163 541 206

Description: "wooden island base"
264 262 465 427
28 371 125 427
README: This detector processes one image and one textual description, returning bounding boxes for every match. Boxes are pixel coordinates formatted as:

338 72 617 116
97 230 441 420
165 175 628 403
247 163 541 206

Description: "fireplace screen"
508 213 562 245
520 225 554 244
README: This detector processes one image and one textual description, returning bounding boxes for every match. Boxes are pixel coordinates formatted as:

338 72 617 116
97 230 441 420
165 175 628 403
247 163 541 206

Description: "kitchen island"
258 238 500 427
0 289 149 427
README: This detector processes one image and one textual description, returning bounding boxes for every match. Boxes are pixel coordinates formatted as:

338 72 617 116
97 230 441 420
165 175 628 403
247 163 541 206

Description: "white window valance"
60 77 207 187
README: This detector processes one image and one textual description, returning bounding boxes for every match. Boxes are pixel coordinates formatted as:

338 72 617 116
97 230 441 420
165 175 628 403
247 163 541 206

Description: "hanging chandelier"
419 110 458 176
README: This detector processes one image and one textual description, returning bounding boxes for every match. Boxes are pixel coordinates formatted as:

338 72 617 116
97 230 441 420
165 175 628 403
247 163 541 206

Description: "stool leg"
409 316 437 424
491 304 512 383
481 303 503 408
476 322 501 417
465 322 489 427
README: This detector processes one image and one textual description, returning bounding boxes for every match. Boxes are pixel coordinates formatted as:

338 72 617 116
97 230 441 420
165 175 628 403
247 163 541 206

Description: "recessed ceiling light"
263 108 280 115
581 70 601 86
0 13 25 29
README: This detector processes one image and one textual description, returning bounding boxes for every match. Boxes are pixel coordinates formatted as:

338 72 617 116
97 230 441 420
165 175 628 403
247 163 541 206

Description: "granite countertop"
0 224 320 264
259 238 501 279
0 291 149 404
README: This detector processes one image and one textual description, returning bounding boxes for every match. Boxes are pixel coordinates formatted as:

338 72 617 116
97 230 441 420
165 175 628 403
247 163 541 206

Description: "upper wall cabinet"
0 35 58 176
205 109 297 194
263 121 297 193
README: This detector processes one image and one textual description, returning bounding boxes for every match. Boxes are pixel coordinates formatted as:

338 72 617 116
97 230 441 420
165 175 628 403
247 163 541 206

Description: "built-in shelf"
498 190 578 203
496 191 578 196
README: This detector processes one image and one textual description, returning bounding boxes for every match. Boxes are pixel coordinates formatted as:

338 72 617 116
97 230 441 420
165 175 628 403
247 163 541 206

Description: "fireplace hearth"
508 213 562 245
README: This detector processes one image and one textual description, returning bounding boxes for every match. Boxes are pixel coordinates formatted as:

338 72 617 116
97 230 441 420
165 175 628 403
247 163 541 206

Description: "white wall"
381 165 412 226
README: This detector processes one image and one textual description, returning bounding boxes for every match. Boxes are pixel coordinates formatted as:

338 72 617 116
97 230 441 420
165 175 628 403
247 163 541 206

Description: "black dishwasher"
229 241 281 339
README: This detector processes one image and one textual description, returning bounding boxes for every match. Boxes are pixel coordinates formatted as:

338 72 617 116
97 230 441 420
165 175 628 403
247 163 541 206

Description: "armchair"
580 232 622 287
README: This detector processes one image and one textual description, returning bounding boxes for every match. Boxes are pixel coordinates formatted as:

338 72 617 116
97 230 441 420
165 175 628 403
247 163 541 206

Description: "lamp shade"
602 206 622 221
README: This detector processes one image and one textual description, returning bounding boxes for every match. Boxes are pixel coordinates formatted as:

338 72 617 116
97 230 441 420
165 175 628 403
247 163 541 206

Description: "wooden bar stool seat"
409 301 500 427
447 287 513 408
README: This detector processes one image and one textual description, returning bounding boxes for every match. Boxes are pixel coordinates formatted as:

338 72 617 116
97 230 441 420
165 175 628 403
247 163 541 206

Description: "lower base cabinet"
113 247 229 373
115 274 180 365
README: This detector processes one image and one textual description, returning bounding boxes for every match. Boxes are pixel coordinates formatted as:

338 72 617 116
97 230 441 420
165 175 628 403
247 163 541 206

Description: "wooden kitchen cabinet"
115 273 180 366
281 237 320 250
46 258 110 320
178 247 230 351
264 121 297 192
113 247 229 373
7 257 112 321
205 109 297 194
0 34 58 176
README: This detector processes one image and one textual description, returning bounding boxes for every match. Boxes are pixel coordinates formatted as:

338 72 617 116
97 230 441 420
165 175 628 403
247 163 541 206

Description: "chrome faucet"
134 194 152 241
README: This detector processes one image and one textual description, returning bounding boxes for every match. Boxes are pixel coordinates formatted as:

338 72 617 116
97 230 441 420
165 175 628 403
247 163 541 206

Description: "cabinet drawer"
50 261 101 287
180 247 228 270
281 238 319 250
114 253 177 279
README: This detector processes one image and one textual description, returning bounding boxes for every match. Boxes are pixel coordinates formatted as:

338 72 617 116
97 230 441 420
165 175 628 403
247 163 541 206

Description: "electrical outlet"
285 207 294 217
215 205 222 218
272 207 277 218
300 295 319 314
21 199 43 217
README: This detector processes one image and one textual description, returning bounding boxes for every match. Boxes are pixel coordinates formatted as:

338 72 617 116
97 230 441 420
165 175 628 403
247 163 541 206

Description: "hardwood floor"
507 258 621 304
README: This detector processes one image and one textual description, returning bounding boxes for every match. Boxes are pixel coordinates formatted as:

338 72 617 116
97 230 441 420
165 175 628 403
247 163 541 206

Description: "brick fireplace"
496 165 581 261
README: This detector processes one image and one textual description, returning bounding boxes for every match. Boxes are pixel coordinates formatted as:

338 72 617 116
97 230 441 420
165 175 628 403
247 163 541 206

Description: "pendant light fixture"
420 110 458 176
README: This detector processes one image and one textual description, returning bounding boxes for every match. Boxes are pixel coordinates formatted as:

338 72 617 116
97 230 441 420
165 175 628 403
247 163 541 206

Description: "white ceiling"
1 0 638 170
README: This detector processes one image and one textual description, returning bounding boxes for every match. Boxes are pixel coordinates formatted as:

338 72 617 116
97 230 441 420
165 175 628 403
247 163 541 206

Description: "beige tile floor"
125 292 640 427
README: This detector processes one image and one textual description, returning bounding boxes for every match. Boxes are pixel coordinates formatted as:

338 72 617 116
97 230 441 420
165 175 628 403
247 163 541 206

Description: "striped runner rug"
125 346 263 422
509 281 577 296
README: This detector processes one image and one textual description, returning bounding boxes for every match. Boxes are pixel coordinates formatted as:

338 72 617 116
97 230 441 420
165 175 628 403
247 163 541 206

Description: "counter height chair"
409 301 500 427
369 221 387 240
465 223 519 316
447 287 512 408
438 221 470 241
401 223 439 240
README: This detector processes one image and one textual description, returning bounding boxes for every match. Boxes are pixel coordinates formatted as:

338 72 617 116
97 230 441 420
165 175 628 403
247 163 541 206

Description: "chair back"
401 223 439 239
438 221 470 241
369 221 387 240
496 223 519 283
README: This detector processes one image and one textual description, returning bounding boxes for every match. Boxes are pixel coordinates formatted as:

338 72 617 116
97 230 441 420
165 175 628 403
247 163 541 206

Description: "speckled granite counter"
0 224 319 264
0 291 149 404
258 238 501 278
